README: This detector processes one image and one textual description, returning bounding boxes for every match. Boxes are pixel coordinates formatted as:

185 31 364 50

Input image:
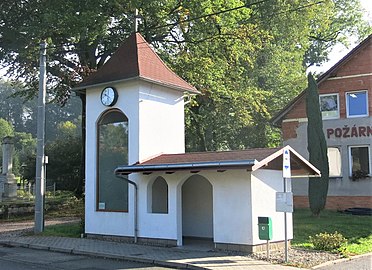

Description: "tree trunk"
75 93 86 198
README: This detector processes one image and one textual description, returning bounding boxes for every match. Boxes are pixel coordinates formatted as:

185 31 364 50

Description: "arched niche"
148 176 168 214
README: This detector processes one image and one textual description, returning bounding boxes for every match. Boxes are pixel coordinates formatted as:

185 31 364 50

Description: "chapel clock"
101 87 118 106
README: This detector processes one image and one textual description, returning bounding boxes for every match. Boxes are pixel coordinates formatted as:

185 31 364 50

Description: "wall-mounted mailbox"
258 216 272 240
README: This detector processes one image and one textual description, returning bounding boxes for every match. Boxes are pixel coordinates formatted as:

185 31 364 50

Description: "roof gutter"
71 76 199 94
115 159 257 175
71 77 142 92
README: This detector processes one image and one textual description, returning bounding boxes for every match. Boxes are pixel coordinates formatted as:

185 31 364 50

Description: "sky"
309 0 372 74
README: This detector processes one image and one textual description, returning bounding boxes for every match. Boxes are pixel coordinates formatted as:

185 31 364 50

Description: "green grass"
293 209 372 255
41 223 82 238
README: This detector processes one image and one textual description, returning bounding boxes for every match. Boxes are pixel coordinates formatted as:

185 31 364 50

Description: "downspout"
116 175 138 243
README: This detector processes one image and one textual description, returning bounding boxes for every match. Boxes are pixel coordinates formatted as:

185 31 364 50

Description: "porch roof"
115 146 320 177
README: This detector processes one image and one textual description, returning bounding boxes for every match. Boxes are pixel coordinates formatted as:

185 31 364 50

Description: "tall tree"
12 131 37 178
0 81 81 141
45 121 82 191
306 73 329 217
0 118 14 141
0 0 369 154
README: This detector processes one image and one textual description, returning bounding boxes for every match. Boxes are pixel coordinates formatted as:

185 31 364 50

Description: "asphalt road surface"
0 245 175 270
316 254 372 270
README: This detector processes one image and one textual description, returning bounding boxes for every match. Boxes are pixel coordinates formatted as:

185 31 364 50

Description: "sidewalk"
0 235 304 270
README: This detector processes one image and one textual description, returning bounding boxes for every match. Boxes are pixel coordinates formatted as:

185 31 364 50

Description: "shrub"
309 231 347 251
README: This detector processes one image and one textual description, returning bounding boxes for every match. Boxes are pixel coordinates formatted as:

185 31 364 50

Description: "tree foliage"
0 118 14 141
0 81 81 141
45 121 82 191
13 131 37 178
0 118 14 174
0 0 369 153
0 118 36 179
306 73 329 217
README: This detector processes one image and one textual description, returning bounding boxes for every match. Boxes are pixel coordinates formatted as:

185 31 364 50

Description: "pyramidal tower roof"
74 33 198 93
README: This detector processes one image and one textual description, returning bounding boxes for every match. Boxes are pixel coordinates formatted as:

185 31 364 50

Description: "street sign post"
281 148 291 262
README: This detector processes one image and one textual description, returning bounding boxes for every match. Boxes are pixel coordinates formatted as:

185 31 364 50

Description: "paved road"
0 245 174 270
315 254 372 270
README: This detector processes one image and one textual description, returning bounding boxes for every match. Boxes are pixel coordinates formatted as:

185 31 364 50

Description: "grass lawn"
293 208 372 255
42 223 82 238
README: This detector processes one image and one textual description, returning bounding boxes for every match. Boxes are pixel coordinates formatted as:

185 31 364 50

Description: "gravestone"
0 136 17 201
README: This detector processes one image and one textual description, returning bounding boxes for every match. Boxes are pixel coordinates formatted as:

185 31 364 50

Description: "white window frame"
348 145 371 177
327 147 342 177
346 90 369 118
319 93 340 119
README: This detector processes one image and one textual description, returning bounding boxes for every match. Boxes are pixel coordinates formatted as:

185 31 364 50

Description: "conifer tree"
306 73 329 217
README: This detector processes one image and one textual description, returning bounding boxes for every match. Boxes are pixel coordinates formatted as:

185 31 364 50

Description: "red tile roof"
74 33 198 93
140 148 280 165
115 146 320 177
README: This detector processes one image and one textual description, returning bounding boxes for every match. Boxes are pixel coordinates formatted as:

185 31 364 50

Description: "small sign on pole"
283 148 291 178
276 192 294 213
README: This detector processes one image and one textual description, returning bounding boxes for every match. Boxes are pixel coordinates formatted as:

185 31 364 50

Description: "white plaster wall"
204 171 252 245
286 118 372 196
251 169 293 245
138 81 185 160
133 171 255 245
87 167 287 246
85 81 139 236
137 173 179 240
85 80 186 237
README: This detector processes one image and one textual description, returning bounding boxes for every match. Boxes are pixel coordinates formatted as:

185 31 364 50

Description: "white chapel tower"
74 33 197 228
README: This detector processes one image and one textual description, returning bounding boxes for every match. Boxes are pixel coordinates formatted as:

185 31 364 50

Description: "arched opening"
182 175 213 245
97 109 128 212
150 177 168 213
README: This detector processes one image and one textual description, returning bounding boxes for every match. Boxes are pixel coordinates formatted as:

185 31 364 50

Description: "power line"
262 0 325 19
149 0 270 31
18 0 327 54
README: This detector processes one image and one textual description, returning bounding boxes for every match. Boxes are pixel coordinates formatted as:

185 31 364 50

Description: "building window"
319 94 339 119
346 90 368 118
97 110 129 211
349 146 371 180
149 177 168 214
327 147 342 177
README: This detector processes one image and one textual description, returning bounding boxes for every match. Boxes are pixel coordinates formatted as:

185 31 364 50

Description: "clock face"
101 87 118 106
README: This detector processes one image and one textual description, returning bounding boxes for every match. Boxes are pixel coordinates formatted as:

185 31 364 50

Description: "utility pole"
34 41 47 233
134 9 140 32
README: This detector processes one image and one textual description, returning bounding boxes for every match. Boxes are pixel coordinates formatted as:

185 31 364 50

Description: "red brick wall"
319 75 372 119
294 196 372 210
281 40 372 140
336 42 372 76
285 98 307 120
282 121 299 139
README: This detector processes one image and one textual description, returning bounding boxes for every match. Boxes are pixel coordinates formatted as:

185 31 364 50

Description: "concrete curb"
311 252 372 269
0 240 206 270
